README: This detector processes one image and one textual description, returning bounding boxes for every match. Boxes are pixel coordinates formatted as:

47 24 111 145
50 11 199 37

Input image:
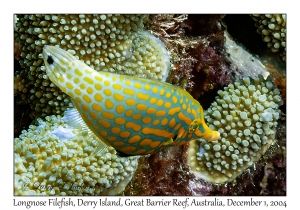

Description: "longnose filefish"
43 45 220 155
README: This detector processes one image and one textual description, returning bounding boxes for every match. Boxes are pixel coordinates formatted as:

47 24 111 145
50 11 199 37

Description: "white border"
3 0 298 209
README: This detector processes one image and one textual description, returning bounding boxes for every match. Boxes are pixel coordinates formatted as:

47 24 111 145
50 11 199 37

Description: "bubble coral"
125 145 194 196
251 14 286 61
14 14 170 118
14 115 139 195
187 75 283 184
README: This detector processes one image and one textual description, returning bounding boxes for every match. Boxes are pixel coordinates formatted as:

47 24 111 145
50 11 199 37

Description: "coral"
189 106 285 198
182 14 226 36
259 157 286 195
14 14 170 118
148 14 233 99
124 145 194 195
251 14 286 61
188 111 286 196
14 75 24 95
259 112 286 195
224 31 270 79
14 41 21 60
262 60 286 104
14 93 33 137
14 15 21 60
222 14 267 55
187 75 283 184
189 36 232 99
14 115 139 195
224 30 286 103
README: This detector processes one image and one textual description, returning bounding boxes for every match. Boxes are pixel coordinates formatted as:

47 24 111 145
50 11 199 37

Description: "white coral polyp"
261 109 274 122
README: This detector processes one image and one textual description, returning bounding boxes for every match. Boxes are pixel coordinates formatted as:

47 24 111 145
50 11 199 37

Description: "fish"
42 45 220 155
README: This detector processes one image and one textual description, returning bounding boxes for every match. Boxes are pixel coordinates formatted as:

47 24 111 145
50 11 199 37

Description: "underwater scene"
14 14 286 196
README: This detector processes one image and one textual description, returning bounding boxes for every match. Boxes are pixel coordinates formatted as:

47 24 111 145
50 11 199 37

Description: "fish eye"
47 56 54 65
193 124 199 130
189 119 200 133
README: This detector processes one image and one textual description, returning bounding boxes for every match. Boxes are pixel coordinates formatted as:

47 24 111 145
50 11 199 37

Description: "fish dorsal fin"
62 108 109 156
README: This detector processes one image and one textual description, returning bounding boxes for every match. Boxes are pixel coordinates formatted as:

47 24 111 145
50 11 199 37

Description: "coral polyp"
251 14 286 61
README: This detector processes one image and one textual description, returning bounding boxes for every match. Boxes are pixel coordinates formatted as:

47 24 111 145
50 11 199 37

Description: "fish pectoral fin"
62 107 88 129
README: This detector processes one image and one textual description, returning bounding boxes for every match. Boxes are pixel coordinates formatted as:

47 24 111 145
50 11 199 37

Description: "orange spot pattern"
125 122 141 132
